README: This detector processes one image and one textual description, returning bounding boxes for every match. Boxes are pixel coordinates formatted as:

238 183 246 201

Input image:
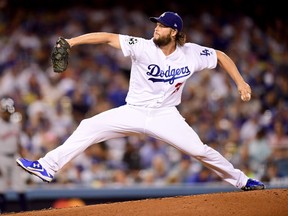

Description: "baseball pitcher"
17 12 264 191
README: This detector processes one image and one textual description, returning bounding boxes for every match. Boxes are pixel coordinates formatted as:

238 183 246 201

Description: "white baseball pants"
39 104 248 188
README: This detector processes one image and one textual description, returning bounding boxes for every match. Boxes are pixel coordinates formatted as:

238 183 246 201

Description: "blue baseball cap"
150 11 183 32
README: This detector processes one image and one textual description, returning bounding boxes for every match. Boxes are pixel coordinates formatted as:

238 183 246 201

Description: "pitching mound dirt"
3 189 288 216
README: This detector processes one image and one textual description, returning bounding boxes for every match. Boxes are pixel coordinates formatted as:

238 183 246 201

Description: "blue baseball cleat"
16 158 54 183
241 178 265 191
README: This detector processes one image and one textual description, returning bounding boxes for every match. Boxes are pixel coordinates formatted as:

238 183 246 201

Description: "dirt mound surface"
4 189 288 216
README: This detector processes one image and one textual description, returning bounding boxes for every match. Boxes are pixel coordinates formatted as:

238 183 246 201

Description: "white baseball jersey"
0 118 26 193
119 35 217 108
0 118 19 155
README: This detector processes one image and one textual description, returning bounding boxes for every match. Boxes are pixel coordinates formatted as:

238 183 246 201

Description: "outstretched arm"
216 50 251 101
66 32 121 49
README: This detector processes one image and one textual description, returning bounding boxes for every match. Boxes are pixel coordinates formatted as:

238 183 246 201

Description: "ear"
171 29 178 37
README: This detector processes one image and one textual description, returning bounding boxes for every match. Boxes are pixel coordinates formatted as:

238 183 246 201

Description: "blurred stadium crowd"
0 2 287 188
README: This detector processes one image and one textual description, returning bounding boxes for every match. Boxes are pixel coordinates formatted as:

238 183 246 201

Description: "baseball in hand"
241 93 251 101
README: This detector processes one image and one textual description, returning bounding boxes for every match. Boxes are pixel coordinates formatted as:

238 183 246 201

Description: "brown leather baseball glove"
51 37 71 73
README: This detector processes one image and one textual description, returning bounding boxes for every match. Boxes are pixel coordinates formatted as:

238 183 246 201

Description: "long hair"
176 32 186 46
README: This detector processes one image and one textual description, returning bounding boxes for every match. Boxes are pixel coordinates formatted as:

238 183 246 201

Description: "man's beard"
153 34 172 47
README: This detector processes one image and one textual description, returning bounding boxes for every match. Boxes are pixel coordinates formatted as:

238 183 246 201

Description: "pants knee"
189 144 208 158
